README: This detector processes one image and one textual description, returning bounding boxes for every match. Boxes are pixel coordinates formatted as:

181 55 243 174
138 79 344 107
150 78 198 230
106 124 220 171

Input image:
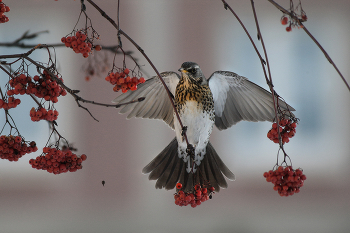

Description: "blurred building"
0 1 349 233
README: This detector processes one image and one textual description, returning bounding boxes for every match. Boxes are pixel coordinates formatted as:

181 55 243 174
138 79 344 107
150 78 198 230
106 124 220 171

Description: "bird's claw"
186 144 195 158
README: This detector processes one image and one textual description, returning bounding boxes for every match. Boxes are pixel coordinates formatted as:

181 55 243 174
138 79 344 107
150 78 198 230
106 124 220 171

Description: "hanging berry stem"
249 0 283 148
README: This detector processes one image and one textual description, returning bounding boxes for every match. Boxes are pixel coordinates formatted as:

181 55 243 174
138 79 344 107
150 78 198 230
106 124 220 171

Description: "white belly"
174 100 214 172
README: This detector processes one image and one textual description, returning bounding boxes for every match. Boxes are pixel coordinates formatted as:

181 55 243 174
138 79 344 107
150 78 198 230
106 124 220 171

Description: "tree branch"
0 45 140 122
267 0 349 91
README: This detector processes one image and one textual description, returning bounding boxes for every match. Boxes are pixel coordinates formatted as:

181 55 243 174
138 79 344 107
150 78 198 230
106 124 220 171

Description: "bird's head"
178 62 207 85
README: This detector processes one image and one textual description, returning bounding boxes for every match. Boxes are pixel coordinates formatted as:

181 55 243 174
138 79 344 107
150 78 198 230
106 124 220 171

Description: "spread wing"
208 71 295 130
112 71 180 129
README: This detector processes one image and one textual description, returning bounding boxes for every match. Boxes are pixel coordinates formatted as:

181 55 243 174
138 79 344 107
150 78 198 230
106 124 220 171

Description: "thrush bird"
113 62 294 192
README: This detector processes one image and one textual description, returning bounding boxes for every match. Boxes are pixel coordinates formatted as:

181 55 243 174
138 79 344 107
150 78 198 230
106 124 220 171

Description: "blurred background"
1 0 350 232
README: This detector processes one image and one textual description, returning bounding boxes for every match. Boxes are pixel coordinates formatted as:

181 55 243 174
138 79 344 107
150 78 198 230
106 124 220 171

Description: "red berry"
118 77 125 85
139 77 145 83
79 34 87 41
71 41 78 48
176 182 182 189
281 16 288 25
75 31 82 38
295 169 303 176
94 45 102 51
80 154 87 161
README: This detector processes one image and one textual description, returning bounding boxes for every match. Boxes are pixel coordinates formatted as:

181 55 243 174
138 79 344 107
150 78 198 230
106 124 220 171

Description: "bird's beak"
178 68 187 73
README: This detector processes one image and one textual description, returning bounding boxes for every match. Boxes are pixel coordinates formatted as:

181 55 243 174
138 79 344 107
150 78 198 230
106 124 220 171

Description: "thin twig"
0 30 132 55
249 1 283 148
222 0 287 153
221 0 275 90
267 0 349 91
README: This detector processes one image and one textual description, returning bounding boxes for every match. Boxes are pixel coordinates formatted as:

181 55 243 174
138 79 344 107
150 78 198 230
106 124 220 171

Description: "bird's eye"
188 68 196 74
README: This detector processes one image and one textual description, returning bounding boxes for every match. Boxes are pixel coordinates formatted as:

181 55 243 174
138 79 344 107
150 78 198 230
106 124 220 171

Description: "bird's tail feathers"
142 138 235 192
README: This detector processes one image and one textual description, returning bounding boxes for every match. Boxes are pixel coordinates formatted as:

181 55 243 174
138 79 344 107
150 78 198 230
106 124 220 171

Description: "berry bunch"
281 16 293 32
8 72 67 103
7 73 32 96
105 68 145 93
0 97 21 110
267 118 297 144
0 135 37 161
174 183 215 208
29 146 87 174
280 12 307 32
263 166 306 196
61 30 101 58
30 107 59 122
7 72 66 122
0 1 10 24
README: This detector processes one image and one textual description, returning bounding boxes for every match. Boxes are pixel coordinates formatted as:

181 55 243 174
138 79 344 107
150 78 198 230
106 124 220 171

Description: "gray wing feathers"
113 72 180 129
209 71 295 130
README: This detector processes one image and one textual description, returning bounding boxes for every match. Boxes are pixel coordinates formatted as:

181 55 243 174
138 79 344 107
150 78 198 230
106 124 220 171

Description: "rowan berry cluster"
8 72 67 103
29 146 87 174
263 166 306 196
267 118 297 144
105 68 146 93
0 1 10 23
174 183 215 208
0 97 21 110
0 135 37 161
30 107 59 122
61 30 102 58
280 11 307 32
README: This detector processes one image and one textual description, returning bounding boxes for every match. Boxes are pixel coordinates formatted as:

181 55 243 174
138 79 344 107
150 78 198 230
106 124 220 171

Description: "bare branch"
249 0 283 148
267 0 349 91
222 0 291 151
0 45 137 122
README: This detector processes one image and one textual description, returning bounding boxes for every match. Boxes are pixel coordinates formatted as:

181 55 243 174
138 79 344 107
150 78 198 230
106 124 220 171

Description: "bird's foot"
181 126 187 136
186 144 195 158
